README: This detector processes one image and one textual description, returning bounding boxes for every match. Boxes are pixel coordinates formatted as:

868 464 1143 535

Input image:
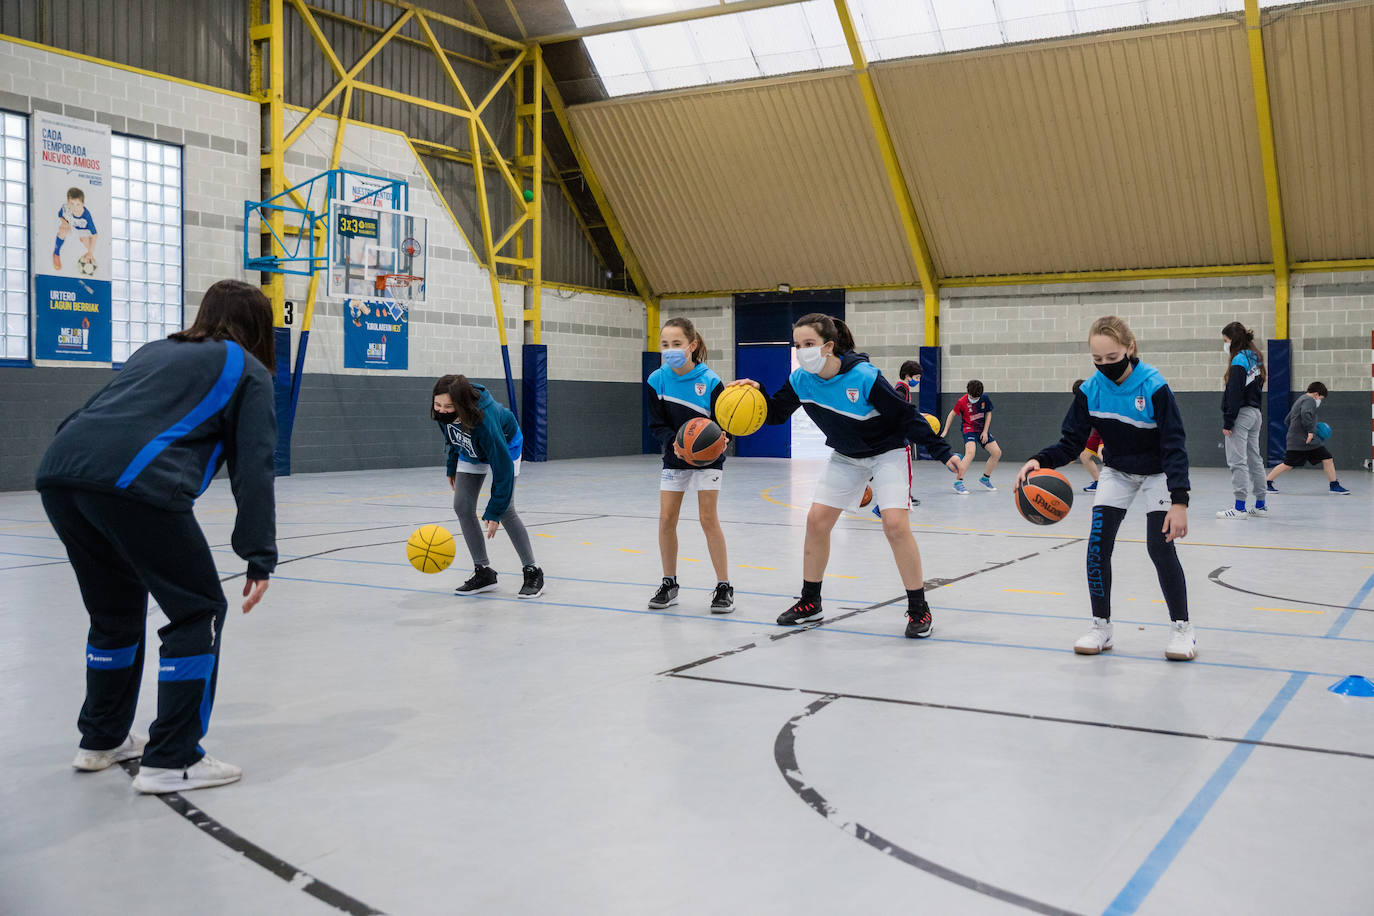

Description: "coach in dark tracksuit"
35 279 277 793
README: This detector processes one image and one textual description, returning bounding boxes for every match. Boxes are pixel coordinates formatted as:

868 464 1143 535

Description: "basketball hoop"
374 273 423 293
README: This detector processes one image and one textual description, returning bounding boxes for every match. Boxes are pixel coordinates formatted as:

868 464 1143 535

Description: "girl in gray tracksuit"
1217 322 1267 518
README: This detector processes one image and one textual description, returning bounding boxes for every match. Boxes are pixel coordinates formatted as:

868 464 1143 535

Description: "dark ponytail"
1221 321 1266 385
795 312 855 353
431 373 485 427
663 316 708 364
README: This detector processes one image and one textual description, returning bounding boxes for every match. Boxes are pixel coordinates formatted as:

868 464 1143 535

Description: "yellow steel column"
540 58 658 350
252 0 287 327
299 83 352 338
832 0 940 346
1245 0 1290 338
530 46 543 346
470 117 512 348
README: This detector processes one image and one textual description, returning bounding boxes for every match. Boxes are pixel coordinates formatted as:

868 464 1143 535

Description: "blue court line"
1102 671 1309 916
0 549 67 560
266 573 1348 679
927 602 1374 646
1324 571 1374 639
269 544 1374 648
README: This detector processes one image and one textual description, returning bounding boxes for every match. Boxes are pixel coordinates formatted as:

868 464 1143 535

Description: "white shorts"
456 458 522 477
660 467 723 492
1095 466 1170 512
814 448 911 511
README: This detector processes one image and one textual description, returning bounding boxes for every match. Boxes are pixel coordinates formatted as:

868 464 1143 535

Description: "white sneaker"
1165 621 1197 661
72 733 147 771
1248 505 1268 517
132 754 242 794
1073 619 1113 655
1216 507 1248 519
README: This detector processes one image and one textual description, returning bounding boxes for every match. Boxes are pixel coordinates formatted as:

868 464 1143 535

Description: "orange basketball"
675 417 727 467
1015 469 1074 525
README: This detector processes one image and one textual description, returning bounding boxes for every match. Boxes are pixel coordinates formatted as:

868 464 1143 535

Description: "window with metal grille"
110 134 183 363
0 111 28 364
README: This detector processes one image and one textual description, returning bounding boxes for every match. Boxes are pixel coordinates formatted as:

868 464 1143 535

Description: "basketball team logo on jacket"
846 388 860 403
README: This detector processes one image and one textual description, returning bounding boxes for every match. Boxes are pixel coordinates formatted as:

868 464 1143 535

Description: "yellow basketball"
923 412 941 434
714 384 768 437
406 524 456 574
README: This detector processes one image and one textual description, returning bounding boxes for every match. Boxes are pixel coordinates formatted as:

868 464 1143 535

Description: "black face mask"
436 410 457 424
1095 355 1132 382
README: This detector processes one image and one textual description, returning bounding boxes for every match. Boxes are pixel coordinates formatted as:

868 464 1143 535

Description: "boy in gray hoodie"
1265 382 1350 495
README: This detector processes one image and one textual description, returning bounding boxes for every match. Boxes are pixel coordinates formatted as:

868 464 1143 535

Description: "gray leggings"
452 472 535 569
1226 406 1266 502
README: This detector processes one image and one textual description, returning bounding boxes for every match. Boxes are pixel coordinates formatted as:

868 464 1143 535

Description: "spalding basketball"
1015 469 1074 525
859 485 873 508
407 524 456 573
676 417 727 467
922 413 941 433
715 385 768 437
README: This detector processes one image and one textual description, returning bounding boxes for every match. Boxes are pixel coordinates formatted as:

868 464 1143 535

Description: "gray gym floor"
2 457 1372 915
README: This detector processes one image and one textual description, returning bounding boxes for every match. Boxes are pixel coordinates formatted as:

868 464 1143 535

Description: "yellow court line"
581 542 593 546
758 484 1374 555
535 533 556 539
680 556 701 562
825 574 859 579
618 548 643 554
1255 606 1325 615
737 564 778 571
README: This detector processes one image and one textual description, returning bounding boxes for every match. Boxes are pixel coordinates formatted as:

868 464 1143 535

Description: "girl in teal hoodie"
431 374 543 598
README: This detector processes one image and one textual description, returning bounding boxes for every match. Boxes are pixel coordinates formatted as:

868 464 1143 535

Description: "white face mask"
1222 342 1232 355
796 346 828 374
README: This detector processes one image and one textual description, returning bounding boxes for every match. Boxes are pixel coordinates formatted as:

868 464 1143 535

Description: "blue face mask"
663 348 688 370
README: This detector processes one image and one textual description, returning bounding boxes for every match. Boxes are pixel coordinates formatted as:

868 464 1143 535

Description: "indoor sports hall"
1 3 1372 915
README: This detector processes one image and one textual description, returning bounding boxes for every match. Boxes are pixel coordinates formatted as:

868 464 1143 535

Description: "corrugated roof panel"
872 18 1272 277
1266 0 1374 262
568 71 917 294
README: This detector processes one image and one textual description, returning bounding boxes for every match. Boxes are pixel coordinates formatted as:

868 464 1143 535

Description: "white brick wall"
654 278 1374 398
1290 270 1374 390
846 288 924 380
661 297 733 380
941 276 1275 395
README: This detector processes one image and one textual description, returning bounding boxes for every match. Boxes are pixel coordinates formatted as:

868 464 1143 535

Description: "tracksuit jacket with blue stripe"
35 338 278 578
1033 359 1191 506
760 351 954 463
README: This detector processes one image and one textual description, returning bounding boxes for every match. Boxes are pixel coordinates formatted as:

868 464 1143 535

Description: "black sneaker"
648 578 679 609
518 565 544 599
455 566 498 596
777 597 823 626
710 583 735 614
905 602 934 639
912 496 921 507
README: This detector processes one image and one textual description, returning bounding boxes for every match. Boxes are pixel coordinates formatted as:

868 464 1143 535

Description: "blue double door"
733 291 844 459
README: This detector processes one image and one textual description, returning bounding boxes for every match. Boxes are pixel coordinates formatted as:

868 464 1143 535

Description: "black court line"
1209 566 1374 613
773 695 1083 916
116 761 385 915
657 543 1070 677
675 671 1374 762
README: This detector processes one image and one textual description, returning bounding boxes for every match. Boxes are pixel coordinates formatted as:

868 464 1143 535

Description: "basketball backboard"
325 198 427 303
